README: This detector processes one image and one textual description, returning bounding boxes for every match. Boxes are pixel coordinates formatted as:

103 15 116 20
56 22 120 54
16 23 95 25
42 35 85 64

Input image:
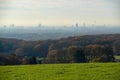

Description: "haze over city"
0 0 120 26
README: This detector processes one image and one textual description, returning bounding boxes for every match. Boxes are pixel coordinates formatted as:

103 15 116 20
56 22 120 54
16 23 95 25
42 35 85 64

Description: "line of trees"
0 34 120 65
0 44 115 65
43 45 115 63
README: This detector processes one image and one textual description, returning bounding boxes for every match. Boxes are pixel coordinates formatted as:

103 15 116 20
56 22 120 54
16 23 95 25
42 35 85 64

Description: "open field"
0 63 120 80
115 56 120 59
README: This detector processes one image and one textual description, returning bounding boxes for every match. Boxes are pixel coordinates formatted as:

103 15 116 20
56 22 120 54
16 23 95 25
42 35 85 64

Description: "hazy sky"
0 0 120 26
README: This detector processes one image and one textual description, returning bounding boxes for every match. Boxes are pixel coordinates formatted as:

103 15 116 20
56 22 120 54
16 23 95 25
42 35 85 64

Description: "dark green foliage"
0 54 21 65
30 56 37 64
113 40 120 55
44 45 115 63
85 44 115 62
44 46 87 63
0 34 119 65
74 50 86 63
22 56 31 64
0 42 3 52
22 56 37 64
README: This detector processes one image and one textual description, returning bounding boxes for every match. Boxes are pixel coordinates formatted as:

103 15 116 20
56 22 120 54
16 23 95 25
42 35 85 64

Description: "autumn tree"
44 50 58 63
15 48 24 58
113 40 120 55
44 46 87 63
85 44 115 62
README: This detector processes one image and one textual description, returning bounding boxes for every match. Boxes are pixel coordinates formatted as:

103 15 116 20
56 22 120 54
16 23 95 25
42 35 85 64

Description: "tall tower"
104 24 106 27
94 20 96 27
4 25 7 28
83 22 86 27
75 23 79 36
11 24 15 27
103 24 107 34
38 24 42 32
38 24 41 27
76 23 78 27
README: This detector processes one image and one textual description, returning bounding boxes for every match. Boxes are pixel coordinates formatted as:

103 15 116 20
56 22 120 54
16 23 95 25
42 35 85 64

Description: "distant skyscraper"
76 23 78 27
11 24 14 27
38 24 41 27
74 23 79 36
83 22 86 27
94 20 96 26
103 24 107 33
104 24 106 27
4 25 7 28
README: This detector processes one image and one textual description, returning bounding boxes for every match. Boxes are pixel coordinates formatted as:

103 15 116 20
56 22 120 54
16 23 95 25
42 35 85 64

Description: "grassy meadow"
0 63 120 80
115 56 120 59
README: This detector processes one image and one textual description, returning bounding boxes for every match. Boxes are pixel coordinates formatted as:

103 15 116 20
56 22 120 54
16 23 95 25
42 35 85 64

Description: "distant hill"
0 34 120 65
0 26 120 40
0 34 120 56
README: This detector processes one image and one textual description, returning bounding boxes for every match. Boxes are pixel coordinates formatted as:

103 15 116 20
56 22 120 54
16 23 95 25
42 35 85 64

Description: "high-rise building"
4 25 7 28
94 20 96 26
11 24 15 27
38 24 41 27
83 22 86 27
76 23 78 27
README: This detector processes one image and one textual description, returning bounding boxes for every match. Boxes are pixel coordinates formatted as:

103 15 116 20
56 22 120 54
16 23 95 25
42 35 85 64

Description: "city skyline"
0 0 120 26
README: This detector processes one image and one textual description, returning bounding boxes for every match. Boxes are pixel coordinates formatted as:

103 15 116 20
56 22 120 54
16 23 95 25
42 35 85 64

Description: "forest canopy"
0 34 120 65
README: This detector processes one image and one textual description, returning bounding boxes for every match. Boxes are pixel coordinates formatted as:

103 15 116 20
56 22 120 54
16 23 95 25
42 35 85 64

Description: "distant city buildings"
38 24 41 27
94 20 96 26
76 23 78 27
11 24 15 27
83 22 86 27
3 25 7 28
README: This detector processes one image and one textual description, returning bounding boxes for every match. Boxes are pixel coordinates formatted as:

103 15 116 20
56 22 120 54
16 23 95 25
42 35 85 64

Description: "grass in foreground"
115 56 120 59
0 63 120 80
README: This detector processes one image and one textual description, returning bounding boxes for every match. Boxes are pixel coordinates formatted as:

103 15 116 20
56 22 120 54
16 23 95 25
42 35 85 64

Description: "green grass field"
0 63 120 80
115 56 120 59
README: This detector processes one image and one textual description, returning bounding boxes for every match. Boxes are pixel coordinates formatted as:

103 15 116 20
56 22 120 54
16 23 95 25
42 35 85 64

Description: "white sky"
0 0 120 26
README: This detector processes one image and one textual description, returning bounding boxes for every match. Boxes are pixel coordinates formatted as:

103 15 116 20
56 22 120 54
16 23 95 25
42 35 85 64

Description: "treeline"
44 45 115 63
0 34 120 65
